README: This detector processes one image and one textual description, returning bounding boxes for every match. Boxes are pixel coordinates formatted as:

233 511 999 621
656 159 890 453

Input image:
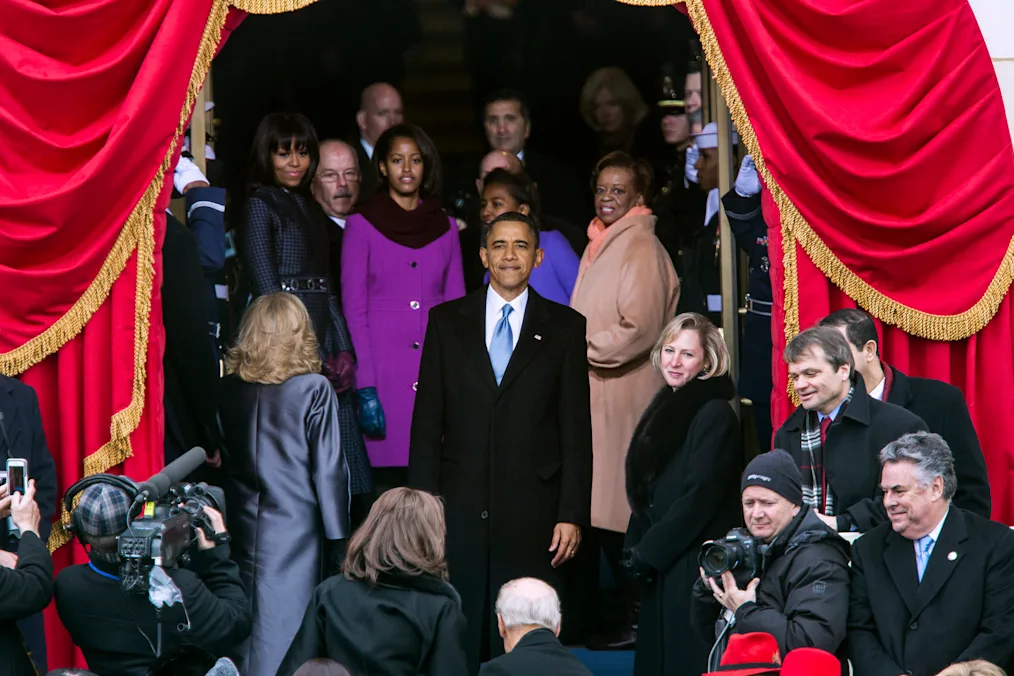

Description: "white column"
967 0 1014 142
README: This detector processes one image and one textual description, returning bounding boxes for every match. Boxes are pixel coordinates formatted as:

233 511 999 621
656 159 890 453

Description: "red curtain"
0 0 242 667
679 0 1014 523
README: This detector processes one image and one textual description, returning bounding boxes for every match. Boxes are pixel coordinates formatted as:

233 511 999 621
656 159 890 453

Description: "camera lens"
699 543 731 576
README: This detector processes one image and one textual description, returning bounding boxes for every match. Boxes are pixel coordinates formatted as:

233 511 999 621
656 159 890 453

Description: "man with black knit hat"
690 450 852 667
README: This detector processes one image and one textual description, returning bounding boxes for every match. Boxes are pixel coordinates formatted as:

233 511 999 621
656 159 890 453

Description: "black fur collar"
625 373 736 515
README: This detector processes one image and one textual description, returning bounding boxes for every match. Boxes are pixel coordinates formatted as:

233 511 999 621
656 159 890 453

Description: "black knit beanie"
741 449 803 505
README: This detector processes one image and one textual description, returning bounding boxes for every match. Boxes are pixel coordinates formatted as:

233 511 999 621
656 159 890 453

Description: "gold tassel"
677 0 1010 343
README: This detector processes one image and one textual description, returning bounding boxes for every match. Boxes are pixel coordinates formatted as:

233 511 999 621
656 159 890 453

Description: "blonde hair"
936 662 1006 676
650 312 730 379
225 292 322 384
344 487 449 585
580 67 649 133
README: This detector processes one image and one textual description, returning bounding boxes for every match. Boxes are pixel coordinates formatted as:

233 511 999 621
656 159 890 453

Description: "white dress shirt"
329 215 347 230
360 137 375 160
869 375 886 401
485 285 528 350
516 148 526 163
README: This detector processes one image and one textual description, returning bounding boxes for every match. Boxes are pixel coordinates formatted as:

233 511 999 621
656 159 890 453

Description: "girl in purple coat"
341 124 465 488
480 169 581 306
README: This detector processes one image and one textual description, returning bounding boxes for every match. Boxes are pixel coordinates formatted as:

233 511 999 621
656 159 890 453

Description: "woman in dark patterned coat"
239 113 372 500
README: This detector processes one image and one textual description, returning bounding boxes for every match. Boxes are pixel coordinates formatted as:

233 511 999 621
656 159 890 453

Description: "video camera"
63 447 226 594
698 527 763 586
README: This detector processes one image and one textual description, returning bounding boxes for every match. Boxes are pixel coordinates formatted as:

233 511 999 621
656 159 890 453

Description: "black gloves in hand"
621 547 655 583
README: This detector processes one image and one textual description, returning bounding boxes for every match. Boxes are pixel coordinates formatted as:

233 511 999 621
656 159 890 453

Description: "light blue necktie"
916 535 934 582
489 304 514 385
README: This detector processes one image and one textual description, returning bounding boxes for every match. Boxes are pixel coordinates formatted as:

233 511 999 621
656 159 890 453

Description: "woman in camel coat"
571 151 680 536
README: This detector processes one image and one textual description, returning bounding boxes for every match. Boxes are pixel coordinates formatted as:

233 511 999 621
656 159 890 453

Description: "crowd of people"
0 62 1012 676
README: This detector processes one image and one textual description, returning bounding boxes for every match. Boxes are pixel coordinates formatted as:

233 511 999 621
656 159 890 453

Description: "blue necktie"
916 535 934 582
489 304 514 385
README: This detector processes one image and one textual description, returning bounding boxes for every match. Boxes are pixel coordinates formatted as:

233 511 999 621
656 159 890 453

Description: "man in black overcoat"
774 327 926 533
848 431 1014 675
0 374 57 674
820 308 991 517
409 211 593 671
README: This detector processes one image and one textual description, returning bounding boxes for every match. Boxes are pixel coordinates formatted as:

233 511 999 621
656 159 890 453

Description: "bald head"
477 150 524 193
312 140 361 219
357 83 404 146
495 577 561 652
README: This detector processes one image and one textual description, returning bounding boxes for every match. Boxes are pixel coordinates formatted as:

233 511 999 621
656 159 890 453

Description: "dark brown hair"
247 113 320 194
591 150 654 199
373 123 443 198
819 308 880 356
344 487 448 585
784 326 855 378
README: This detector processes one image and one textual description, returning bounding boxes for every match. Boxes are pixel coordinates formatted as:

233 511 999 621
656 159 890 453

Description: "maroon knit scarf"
357 191 450 249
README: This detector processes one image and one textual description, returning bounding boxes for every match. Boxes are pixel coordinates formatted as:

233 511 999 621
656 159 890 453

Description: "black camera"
698 528 762 585
118 482 226 593
62 447 227 595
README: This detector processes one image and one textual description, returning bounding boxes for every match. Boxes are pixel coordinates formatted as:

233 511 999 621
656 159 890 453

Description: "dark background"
211 0 695 195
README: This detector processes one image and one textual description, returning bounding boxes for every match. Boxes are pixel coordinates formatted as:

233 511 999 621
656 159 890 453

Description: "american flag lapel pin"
534 334 542 341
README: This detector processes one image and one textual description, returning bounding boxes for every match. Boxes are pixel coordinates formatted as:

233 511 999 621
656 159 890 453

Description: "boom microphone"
134 447 207 502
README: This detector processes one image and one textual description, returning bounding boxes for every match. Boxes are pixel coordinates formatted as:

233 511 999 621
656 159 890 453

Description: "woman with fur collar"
621 312 743 676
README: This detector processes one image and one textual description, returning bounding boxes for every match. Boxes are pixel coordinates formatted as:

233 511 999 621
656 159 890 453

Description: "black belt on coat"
745 294 773 317
280 277 329 293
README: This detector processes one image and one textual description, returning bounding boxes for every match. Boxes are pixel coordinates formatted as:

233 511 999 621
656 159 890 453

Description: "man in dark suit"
480 577 592 676
774 327 926 533
819 308 991 518
409 211 592 671
0 374 57 673
0 480 52 676
163 212 222 475
482 89 592 239
848 431 1014 675
311 139 363 300
353 82 404 204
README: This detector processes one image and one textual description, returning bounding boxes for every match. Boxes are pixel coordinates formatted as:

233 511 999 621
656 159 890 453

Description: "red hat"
703 633 781 675
780 647 840 675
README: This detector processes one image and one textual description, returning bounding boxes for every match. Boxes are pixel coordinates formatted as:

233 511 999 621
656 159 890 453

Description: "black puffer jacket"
690 508 851 660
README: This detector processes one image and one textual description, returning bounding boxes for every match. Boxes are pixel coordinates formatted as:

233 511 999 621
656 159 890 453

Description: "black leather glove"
621 547 655 583
326 538 347 578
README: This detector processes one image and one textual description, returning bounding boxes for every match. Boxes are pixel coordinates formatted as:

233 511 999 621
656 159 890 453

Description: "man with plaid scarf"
773 326 925 533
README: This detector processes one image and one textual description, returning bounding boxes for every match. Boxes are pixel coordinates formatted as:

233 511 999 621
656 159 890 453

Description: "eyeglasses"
317 169 362 183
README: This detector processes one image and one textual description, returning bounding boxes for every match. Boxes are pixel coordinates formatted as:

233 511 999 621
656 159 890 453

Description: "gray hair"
495 577 561 631
879 431 957 500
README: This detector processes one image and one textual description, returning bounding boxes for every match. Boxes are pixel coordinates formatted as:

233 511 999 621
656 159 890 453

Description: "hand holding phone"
5 458 27 496
10 479 40 537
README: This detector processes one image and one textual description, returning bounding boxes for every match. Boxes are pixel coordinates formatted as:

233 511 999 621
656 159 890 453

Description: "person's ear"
553 619 561 637
634 194 646 207
519 204 531 216
863 340 878 362
378 162 388 178
356 110 367 134
497 614 507 639
479 246 490 271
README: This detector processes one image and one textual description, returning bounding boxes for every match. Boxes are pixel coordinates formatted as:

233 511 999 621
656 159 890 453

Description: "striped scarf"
801 387 854 516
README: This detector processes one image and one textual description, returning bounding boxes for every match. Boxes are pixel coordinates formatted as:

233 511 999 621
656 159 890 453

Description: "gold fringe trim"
226 0 319 13
613 0 682 5
47 0 231 553
676 0 1014 342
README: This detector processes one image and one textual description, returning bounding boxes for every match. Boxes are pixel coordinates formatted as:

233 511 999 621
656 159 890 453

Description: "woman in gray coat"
219 292 351 676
